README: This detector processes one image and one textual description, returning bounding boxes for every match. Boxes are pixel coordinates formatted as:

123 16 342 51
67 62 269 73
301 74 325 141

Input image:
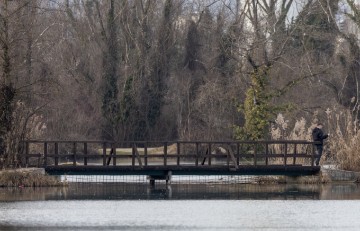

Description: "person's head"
317 123 323 129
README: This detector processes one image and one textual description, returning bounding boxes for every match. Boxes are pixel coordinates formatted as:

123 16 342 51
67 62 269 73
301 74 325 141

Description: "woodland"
1 0 360 169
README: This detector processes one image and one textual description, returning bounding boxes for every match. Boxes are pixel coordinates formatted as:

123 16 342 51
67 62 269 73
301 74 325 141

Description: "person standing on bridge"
312 123 328 166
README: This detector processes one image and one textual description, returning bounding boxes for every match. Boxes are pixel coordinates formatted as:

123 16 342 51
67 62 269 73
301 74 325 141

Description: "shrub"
0 169 65 187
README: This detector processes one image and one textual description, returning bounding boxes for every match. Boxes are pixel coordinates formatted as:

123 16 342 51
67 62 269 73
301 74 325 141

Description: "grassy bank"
255 172 332 184
0 169 66 187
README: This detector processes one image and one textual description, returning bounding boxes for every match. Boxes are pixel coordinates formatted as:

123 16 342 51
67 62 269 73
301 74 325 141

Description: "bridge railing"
20 140 318 168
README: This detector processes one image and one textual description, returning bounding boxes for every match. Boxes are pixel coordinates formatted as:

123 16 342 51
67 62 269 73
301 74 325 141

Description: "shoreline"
0 167 359 187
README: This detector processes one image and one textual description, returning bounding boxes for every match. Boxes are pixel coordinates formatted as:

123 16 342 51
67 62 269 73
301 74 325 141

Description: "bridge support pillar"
148 171 172 186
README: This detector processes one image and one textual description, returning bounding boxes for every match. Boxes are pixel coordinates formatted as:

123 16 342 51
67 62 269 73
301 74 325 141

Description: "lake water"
1 180 360 230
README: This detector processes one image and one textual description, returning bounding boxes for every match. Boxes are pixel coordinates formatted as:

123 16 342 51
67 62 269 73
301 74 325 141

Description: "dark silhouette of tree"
101 0 120 140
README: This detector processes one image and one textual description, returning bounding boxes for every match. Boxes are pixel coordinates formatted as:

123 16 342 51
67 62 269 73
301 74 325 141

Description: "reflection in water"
1 183 360 201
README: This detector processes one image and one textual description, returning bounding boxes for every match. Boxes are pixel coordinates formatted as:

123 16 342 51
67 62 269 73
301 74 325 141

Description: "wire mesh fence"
62 175 274 184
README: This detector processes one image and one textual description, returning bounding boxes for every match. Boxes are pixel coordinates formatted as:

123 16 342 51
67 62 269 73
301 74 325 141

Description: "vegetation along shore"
0 168 65 187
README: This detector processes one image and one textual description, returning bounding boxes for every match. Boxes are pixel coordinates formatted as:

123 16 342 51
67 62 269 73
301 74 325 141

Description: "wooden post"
265 143 269 166
132 143 135 167
103 142 107 166
284 143 288 166
208 143 211 166
134 146 143 168
293 144 297 165
73 142 77 166
106 148 112 166
43 142 48 167
311 144 315 167
177 142 180 166
253 143 257 166
164 142 168 166
25 141 29 167
195 142 199 166
144 142 148 166
227 144 238 170
236 143 240 166
113 143 116 166
83 143 87 166
201 148 207 165
226 145 230 167
55 142 59 166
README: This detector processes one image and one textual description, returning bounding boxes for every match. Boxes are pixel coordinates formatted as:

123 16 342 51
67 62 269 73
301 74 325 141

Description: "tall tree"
145 0 174 140
101 0 120 140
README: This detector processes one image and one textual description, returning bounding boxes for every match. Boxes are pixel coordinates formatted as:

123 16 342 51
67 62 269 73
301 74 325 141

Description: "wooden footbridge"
21 140 320 183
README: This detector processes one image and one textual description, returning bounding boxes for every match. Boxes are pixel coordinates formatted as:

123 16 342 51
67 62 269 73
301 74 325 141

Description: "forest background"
1 0 360 170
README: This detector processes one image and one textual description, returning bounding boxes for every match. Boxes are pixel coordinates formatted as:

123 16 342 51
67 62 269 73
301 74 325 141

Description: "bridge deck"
44 165 320 176
21 140 321 176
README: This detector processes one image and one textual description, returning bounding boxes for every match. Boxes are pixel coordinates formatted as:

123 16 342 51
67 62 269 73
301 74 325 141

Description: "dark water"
1 183 360 201
1 183 360 230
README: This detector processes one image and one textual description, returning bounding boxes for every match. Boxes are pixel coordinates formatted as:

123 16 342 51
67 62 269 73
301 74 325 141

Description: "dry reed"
270 109 360 172
0 169 65 187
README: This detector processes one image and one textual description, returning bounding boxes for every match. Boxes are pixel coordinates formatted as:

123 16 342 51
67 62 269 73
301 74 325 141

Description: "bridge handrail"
19 140 319 169
22 140 318 144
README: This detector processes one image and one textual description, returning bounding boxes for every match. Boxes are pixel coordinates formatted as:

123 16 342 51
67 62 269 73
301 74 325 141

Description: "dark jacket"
312 127 328 145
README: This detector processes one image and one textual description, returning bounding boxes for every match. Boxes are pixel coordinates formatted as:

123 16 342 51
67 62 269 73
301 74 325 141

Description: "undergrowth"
0 170 66 187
